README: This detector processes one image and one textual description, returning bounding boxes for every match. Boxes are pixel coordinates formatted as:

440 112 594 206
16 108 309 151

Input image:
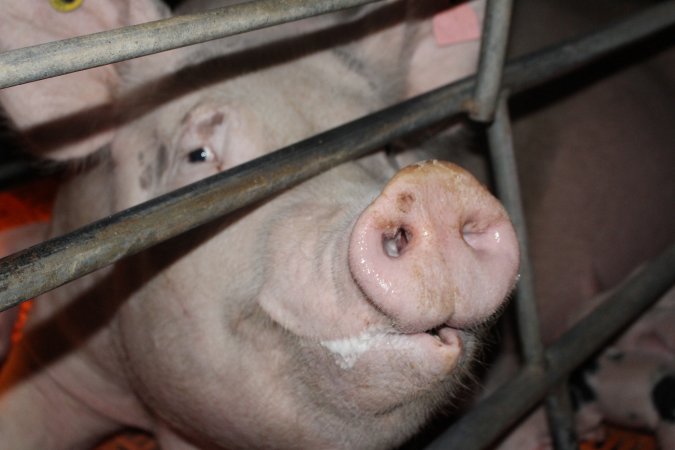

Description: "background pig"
2 0 671 448
490 0 675 447
0 1 521 449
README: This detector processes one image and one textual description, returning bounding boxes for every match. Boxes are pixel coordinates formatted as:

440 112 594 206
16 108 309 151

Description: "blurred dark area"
0 123 40 190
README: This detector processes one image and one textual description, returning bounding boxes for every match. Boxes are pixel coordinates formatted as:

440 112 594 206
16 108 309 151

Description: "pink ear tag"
432 3 481 47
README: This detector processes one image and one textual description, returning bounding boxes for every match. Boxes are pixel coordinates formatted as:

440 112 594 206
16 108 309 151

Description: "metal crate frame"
1 1 674 448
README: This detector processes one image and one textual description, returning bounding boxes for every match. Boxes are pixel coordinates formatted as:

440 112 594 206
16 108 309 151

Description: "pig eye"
187 147 214 164
49 0 83 12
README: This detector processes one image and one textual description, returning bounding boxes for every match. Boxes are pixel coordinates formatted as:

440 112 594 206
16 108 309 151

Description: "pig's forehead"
121 51 378 149
137 76 292 139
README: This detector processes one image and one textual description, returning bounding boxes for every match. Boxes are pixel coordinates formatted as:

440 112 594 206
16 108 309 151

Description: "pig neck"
0 173 153 448
0 339 128 449
0 298 143 450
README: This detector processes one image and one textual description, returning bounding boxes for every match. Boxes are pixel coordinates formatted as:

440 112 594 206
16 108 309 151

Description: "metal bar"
488 94 579 450
544 381 579 450
469 0 513 122
449 2 675 448
0 78 473 311
505 0 675 94
0 0 382 89
487 92 578 450
426 242 675 449
1 1 674 311
486 94 544 366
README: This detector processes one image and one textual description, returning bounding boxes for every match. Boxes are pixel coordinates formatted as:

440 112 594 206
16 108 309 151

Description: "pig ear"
0 0 171 160
347 0 485 99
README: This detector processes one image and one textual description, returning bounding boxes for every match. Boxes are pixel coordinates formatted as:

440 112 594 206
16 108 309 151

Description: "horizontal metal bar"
544 381 579 450
0 0 381 89
1 1 674 311
1 81 472 311
427 242 675 449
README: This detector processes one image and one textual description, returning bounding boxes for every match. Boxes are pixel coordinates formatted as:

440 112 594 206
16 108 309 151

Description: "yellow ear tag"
49 0 83 13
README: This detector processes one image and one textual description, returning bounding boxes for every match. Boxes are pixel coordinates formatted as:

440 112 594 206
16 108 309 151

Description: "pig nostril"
461 222 484 250
382 227 411 258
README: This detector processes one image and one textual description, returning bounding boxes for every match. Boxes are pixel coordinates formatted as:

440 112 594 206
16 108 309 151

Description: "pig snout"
349 160 519 333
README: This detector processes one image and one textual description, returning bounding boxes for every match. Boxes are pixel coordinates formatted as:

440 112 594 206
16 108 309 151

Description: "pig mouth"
425 324 460 345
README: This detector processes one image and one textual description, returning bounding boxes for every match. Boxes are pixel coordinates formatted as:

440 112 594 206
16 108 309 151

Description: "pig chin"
312 327 479 411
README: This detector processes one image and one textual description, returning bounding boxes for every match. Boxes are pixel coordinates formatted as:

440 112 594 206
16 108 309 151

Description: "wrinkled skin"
0 1 522 449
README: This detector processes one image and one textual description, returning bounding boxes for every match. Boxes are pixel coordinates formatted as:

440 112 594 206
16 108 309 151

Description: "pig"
0 1 521 449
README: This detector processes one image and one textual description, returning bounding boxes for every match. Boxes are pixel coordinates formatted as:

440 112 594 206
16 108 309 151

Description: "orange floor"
0 177 57 230
95 431 159 450
580 425 657 450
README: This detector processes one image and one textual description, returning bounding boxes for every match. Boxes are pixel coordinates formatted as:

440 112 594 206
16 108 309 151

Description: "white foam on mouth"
321 331 379 369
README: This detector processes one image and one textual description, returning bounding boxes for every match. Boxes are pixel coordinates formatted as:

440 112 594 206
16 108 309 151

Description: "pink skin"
0 1 521 449
350 160 518 333
2 0 669 448
578 286 675 448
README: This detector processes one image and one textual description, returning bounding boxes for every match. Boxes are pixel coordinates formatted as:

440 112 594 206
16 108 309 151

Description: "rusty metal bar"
426 242 675 449
1 1 674 311
0 0 382 89
469 0 513 122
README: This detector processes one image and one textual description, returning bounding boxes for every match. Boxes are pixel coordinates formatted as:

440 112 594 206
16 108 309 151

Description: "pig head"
0 1 519 449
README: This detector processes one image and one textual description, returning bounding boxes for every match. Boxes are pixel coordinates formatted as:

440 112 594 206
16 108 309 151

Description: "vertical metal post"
470 0 543 369
486 95 544 366
472 0 580 444
545 381 579 450
470 0 513 122
486 96 577 450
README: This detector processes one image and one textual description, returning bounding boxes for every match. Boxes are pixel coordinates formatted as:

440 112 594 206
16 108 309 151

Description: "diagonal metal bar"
426 242 675 449
0 0 382 89
1 1 674 311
